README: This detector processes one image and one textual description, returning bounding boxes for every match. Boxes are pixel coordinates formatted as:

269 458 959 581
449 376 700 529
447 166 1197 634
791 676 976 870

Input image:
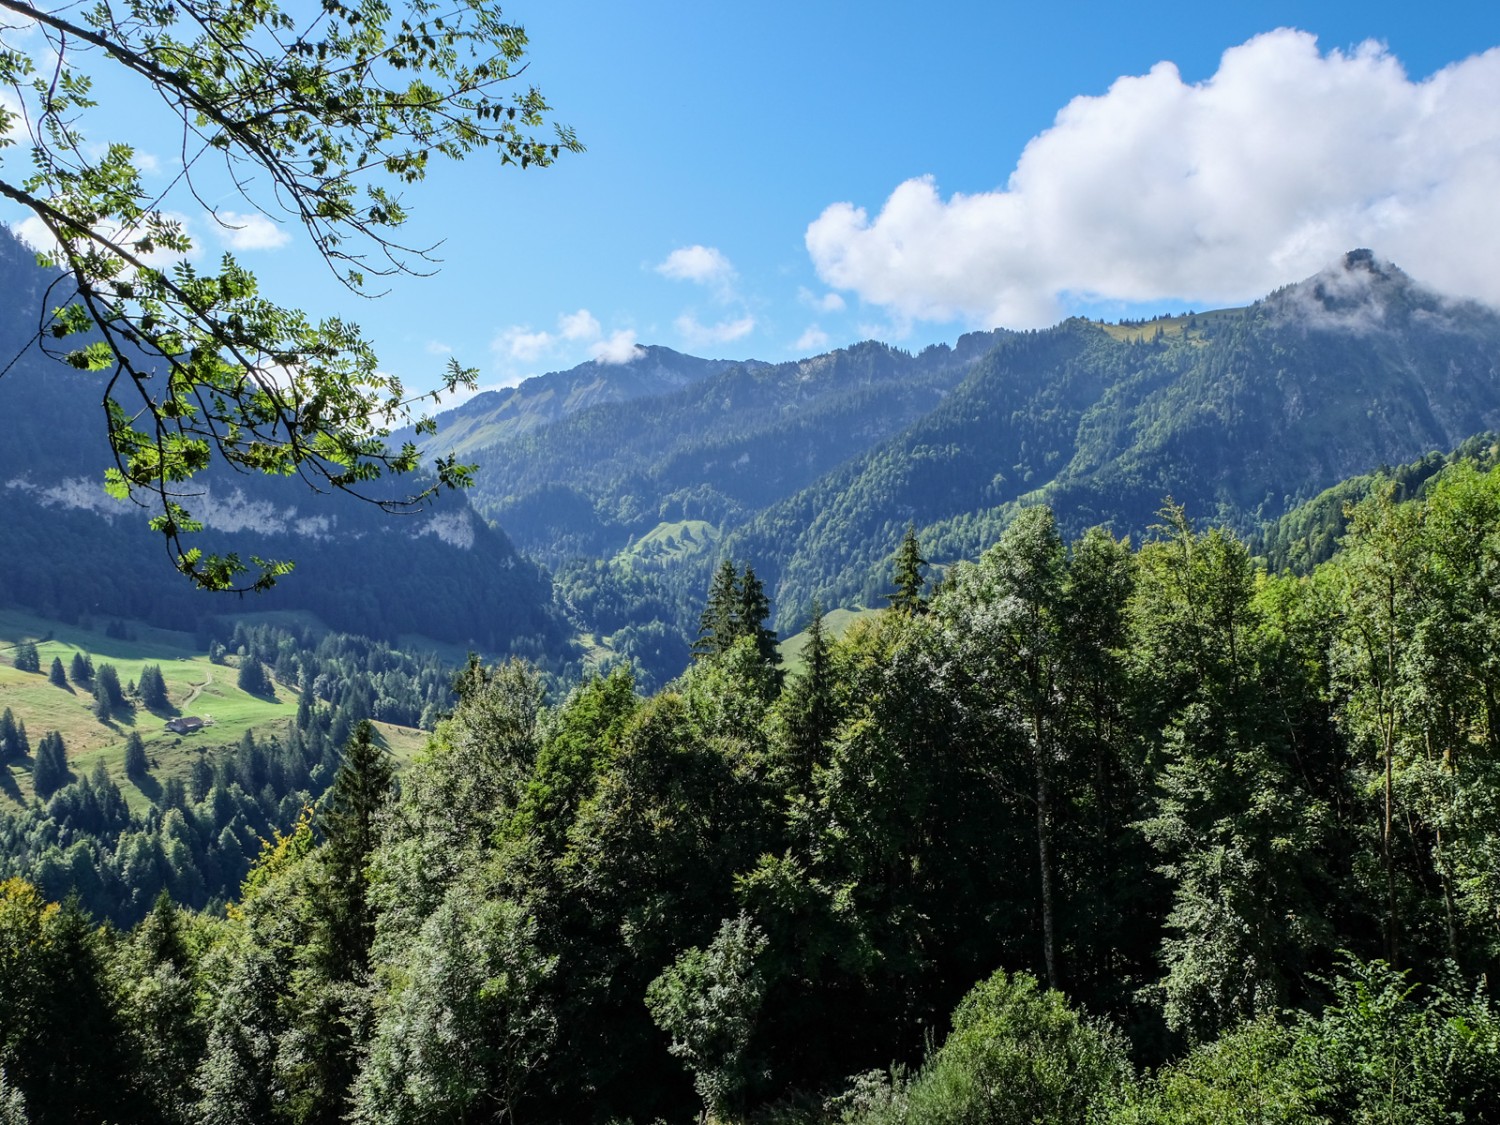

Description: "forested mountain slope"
422 330 1011 562
12 461 1500 1123
425 250 1500 635
0 229 568 657
423 345 753 458
734 250 1500 625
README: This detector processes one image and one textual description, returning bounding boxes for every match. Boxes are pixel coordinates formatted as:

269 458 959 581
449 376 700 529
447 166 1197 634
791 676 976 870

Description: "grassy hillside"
0 610 426 812
617 519 722 566
777 606 881 675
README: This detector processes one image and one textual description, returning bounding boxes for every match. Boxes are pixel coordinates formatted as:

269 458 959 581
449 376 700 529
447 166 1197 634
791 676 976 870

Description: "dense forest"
7 454 1500 1123
0 622 457 928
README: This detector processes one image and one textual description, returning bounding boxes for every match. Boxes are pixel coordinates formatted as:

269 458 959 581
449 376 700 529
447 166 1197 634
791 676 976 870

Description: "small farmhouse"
164 716 204 734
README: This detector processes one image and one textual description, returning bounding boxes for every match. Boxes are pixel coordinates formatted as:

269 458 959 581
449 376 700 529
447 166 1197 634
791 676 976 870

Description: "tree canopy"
0 0 580 589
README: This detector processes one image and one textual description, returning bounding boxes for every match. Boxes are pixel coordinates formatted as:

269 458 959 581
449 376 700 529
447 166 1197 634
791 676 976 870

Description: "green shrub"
1103 1017 1317 1125
837 968 1130 1125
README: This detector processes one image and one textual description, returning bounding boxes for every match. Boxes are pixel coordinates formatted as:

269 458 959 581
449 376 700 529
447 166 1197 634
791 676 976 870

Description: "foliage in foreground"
0 0 580 589
9 460 1500 1122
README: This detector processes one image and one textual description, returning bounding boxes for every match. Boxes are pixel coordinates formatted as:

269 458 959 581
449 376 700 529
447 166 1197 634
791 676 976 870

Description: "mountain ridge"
415 249 1500 632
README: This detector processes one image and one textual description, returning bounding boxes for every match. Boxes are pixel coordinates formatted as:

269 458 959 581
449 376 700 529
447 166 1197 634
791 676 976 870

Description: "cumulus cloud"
794 325 830 353
13 210 197 268
593 328 645 364
798 286 846 313
0 90 25 143
496 325 555 363
559 308 602 341
675 313 756 348
493 309 642 370
807 30 1500 327
657 244 736 290
213 210 291 251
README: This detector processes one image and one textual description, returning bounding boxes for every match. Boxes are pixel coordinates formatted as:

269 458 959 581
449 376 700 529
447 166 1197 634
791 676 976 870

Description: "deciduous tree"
0 0 580 589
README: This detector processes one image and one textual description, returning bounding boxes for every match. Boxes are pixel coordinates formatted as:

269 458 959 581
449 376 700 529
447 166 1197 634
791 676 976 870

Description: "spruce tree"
96 663 124 709
290 721 397 1124
92 680 113 722
695 560 780 668
32 732 67 798
124 731 149 778
237 657 273 698
138 664 169 711
69 652 91 684
12 642 39 673
296 676 315 730
694 560 742 660
779 602 837 792
47 657 67 688
0 709 16 763
319 719 396 973
738 565 781 668
887 524 929 614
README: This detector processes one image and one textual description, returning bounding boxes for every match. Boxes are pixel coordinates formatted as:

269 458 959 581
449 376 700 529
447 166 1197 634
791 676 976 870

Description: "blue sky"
7 1 1500 405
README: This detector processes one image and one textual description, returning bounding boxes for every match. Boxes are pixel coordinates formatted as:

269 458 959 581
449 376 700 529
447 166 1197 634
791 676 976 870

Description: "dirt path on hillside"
182 666 213 709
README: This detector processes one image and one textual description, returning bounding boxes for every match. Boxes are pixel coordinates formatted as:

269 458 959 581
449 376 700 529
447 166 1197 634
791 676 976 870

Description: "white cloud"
807 30 1500 326
675 312 756 347
798 286 846 313
496 325 555 363
794 325 830 353
0 90 25 143
13 210 196 268
657 244 736 289
559 308 601 341
425 340 454 356
213 209 291 251
492 309 642 368
593 329 644 364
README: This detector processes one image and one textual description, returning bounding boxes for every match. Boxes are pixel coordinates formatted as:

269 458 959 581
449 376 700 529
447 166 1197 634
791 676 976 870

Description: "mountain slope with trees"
423 345 758 457
429 331 1012 565
418 250 1500 641
733 251 1500 626
0 228 569 657
8 456 1500 1122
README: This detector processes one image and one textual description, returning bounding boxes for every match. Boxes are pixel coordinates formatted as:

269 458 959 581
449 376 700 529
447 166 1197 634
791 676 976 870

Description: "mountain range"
0 229 565 658
5 230 1500 676
420 248 1500 631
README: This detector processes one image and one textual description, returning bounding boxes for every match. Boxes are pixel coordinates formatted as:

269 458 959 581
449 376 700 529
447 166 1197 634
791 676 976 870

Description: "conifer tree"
69 652 91 685
738 565 781 668
778 602 837 792
137 664 169 711
887 524 929 614
93 679 114 722
695 560 780 669
0 709 16 763
124 731 149 779
32 732 67 798
695 560 743 660
319 720 396 974
96 663 123 709
283 720 398 1124
237 657 273 698
12 642 39 673
47 657 66 688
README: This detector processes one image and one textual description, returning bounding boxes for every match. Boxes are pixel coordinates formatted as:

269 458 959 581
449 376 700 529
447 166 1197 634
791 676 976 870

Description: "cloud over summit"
806 30 1500 328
